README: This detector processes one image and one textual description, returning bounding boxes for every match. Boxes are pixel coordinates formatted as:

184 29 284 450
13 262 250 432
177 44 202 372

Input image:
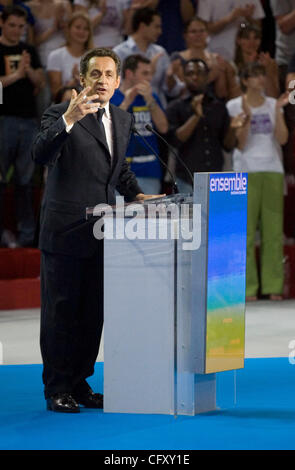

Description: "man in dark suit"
32 48 150 413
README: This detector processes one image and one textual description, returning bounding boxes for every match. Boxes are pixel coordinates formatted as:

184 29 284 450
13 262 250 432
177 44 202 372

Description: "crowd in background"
0 0 294 300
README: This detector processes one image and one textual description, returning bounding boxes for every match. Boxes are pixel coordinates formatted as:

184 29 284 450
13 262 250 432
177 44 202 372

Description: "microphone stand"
132 127 179 194
145 124 194 187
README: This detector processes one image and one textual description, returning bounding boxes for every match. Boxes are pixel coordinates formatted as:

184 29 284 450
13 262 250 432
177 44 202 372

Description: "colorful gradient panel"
205 173 248 373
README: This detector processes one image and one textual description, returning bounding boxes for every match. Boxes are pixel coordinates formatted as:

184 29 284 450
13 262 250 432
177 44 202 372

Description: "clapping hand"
136 80 153 101
16 50 31 79
231 3 255 21
191 94 204 117
276 91 290 109
258 52 272 69
230 113 249 129
243 3 255 19
215 54 227 72
124 85 140 104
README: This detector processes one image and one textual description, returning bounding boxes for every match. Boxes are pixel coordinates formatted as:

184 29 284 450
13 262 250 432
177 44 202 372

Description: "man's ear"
115 75 121 89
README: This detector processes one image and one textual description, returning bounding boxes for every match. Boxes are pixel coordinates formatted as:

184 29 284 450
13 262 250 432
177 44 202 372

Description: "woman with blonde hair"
47 11 93 100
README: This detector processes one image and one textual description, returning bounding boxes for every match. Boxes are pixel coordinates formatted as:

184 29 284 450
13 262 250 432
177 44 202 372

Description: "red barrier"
0 248 41 310
0 245 294 310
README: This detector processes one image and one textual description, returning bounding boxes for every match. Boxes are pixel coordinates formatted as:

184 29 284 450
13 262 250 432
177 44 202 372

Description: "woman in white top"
226 62 289 301
73 0 128 48
47 11 93 100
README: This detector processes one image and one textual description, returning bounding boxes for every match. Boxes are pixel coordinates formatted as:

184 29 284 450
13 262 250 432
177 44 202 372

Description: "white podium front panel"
104 222 176 415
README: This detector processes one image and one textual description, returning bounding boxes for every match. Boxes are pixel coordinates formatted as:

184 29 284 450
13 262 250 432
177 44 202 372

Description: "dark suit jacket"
32 101 142 258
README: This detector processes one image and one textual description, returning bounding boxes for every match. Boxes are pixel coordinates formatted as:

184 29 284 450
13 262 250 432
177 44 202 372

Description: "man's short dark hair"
1 5 28 22
122 54 151 78
80 47 121 77
131 7 159 33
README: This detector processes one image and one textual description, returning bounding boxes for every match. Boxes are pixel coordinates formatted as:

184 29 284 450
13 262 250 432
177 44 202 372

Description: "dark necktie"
97 107 107 146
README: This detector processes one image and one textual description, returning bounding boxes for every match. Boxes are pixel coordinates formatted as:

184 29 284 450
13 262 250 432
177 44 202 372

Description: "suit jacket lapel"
109 103 131 172
78 113 110 156
77 105 131 172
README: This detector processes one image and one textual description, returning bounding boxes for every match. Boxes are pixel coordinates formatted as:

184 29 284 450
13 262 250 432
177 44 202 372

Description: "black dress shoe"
73 389 103 409
46 393 80 413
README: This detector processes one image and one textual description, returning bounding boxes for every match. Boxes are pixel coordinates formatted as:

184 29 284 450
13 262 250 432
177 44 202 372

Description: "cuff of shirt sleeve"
62 114 74 133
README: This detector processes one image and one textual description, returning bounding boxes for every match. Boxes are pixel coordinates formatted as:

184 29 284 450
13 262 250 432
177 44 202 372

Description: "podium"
88 172 248 415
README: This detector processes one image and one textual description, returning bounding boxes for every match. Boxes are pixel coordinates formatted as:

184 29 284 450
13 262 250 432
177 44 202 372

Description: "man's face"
142 15 162 44
184 62 208 94
1 15 26 45
130 62 152 85
81 56 120 105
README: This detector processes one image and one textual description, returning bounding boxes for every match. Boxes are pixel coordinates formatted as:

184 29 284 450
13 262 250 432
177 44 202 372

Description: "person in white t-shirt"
47 12 93 100
226 62 289 301
197 0 265 61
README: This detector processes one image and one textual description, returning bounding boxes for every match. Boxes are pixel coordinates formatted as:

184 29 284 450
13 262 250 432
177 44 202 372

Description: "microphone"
145 124 194 186
132 126 179 194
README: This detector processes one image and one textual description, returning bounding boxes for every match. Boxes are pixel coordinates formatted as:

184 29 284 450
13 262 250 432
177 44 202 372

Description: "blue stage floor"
0 358 294 450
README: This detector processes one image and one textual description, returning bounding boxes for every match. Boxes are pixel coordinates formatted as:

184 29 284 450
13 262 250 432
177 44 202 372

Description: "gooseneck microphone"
145 124 194 186
132 126 179 194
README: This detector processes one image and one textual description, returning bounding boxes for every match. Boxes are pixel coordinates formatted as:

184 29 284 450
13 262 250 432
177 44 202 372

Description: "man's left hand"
135 193 166 201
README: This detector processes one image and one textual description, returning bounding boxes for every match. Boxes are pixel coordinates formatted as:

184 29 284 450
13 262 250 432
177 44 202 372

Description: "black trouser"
40 244 104 399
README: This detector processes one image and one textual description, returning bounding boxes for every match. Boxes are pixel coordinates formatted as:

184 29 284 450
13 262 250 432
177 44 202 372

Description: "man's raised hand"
63 87 100 127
